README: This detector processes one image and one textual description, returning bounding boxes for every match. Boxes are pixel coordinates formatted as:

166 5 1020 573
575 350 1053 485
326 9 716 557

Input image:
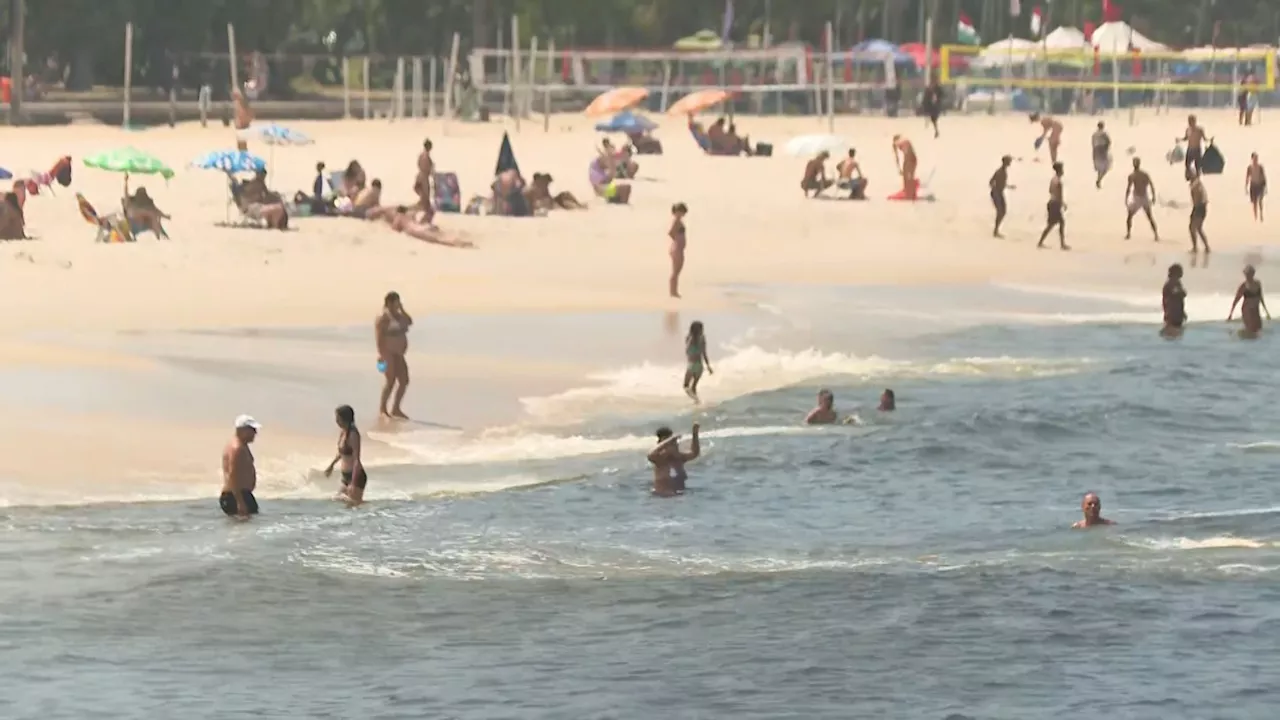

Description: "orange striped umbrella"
585 87 649 117
666 89 733 116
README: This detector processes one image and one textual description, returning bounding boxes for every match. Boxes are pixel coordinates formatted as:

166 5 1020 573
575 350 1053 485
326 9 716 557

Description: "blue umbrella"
850 38 913 64
594 110 658 133
191 150 266 174
253 123 313 146
0 167 11 179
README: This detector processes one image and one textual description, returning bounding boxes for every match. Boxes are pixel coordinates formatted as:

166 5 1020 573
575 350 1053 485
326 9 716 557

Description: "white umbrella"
785 134 848 157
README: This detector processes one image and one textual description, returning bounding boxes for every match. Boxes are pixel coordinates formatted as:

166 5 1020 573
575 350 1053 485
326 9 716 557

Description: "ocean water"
4 278 1280 719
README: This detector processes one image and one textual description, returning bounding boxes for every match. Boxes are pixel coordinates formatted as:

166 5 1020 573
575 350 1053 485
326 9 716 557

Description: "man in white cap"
221 414 261 518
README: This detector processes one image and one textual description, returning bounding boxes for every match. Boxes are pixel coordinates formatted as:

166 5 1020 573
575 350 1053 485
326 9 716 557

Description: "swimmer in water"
683 321 713 401
324 404 367 507
1037 162 1069 250
1161 263 1186 338
879 389 896 411
1124 158 1159 242
892 135 917 200
805 389 839 425
1071 492 1115 528
989 154 1014 238
1228 264 1270 337
1029 113 1063 165
647 423 701 497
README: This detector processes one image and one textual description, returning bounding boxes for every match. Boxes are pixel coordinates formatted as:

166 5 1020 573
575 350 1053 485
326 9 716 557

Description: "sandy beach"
2 107 1276 495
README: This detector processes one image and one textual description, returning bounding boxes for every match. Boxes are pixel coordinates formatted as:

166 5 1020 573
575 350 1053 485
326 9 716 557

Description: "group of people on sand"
801 149 868 200
689 116 754 156
1161 262 1270 338
219 291 417 519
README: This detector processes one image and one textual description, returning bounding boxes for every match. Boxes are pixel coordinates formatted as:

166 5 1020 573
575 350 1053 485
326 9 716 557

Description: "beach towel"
433 172 461 213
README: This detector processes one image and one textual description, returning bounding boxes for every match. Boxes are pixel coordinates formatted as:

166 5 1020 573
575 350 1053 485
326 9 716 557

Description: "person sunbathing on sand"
352 179 382 218
707 118 752 156
892 135 917 199
383 205 472 247
526 173 586 211
801 151 834 197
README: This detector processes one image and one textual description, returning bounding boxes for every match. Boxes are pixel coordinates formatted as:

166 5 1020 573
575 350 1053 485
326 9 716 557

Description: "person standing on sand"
375 291 414 419
1072 492 1114 528
921 79 944 138
989 154 1014 238
647 423 701 497
415 139 435 225
1030 113 1063 165
1037 162 1069 250
1162 263 1187 338
220 415 261 519
668 203 688 298
1246 153 1266 222
324 405 367 507
1228 265 1270 337
1124 158 1159 242
683 321 713 401
1181 115 1207 176
1188 169 1209 253
892 135 918 200
1091 121 1112 189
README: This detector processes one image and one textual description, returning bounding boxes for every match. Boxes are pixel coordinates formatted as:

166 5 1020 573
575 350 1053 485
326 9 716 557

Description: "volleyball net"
939 44 1276 98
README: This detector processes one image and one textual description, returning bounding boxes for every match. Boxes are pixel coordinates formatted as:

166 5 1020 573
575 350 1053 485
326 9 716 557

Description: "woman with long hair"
324 405 367 506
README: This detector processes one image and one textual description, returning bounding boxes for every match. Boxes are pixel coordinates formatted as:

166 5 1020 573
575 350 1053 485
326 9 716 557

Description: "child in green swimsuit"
683 321 713 401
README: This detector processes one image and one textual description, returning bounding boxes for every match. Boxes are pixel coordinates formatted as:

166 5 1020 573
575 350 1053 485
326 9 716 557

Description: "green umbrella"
83 147 175 180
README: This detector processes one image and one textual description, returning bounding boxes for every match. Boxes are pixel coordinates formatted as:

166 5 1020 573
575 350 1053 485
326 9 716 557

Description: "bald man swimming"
1072 492 1115 528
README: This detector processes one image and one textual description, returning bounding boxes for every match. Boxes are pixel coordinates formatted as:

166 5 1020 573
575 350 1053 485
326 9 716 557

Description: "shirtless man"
1037 162 1069 250
1162 263 1187 338
1030 113 1063 165
1246 152 1266 222
1091 121 1112 189
647 423 701 497
836 149 867 199
415 139 435 224
1181 115 1207 175
1124 158 1159 241
805 389 838 425
892 135 917 199
989 154 1014 238
801 151 833 197
1189 169 1210 253
220 415 261 519
1071 492 1115 528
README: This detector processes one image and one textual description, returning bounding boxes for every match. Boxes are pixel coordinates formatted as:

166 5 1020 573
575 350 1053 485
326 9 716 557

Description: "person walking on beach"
668 202 688 298
647 423 701 497
1030 113 1063 165
1246 153 1266 222
1188 169 1209 253
1228 265 1270 337
415 138 435 226
324 405 367 507
683 321 713 401
1162 263 1187 338
989 154 1013 237
1037 162 1069 250
220 415 261 519
1181 115 1207 175
1091 121 1112 189
375 291 414 419
921 79 944 138
1124 158 1159 242
1072 492 1114 528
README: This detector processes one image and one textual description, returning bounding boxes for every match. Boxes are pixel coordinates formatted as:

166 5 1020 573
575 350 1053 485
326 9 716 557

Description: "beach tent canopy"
1044 27 1090 51
594 110 658 134
494 132 520 177
1091 21 1168 52
674 30 723 51
975 37 1040 67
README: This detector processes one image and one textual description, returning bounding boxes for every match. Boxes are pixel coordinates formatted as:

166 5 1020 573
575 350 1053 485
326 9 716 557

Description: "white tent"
1181 45 1267 60
1091 21 1168 53
975 37 1041 67
1044 27 1089 51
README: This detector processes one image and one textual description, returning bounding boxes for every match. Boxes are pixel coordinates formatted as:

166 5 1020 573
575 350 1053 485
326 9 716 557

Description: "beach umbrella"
667 89 733 116
190 149 266 175
594 110 659 134
0 167 10 180
84 147 174 183
252 123 313 146
585 87 649 117
785 135 848 158
674 30 723 51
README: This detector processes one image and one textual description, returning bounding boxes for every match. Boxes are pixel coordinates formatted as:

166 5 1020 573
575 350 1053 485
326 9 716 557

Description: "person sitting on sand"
382 205 472 248
231 170 288 230
801 151 834 197
707 118 752 156
491 169 532 216
892 135 918 199
0 191 25 240
725 122 753 156
341 160 366 197
626 130 662 155
836 149 867 199
123 180 171 237
526 173 586 211
588 156 632 205
352 179 383 218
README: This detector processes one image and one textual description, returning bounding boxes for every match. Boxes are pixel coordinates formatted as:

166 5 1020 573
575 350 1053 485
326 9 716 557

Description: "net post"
342 57 351 119
543 39 555 133
824 22 835 132
511 15 521 131
362 56 371 120
443 32 460 132
123 22 134 129
528 36 539 124
660 60 671 113
428 56 437 119
412 56 422 119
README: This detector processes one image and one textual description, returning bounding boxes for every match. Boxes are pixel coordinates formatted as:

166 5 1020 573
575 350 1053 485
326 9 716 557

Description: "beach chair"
76 192 134 243
433 172 461 213
689 125 713 153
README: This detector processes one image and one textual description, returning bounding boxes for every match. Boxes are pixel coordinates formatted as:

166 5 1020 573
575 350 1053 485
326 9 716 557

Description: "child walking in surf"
683 321 713 401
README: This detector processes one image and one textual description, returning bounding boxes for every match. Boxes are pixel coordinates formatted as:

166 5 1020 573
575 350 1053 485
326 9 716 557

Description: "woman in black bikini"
1228 265 1270 337
324 405 368 506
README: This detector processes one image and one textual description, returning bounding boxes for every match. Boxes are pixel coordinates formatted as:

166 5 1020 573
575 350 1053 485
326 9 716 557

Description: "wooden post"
924 11 935 86
511 15 521 130
123 22 134 128
544 39 555 131
443 32 460 132
395 56 405 120
528 36 539 121
412 57 423 118
362 56 371 119
660 60 672 113
342 57 351 118
168 58 178 127
8 0 25 125
227 24 239 92
825 22 835 132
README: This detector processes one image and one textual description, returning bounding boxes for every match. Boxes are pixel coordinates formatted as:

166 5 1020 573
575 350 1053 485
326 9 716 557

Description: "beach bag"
754 142 773 157
433 172 461 213
1165 143 1185 165
1200 142 1225 175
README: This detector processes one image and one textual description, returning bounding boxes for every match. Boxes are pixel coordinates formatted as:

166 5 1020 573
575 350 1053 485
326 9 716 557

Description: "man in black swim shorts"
220 414 261 519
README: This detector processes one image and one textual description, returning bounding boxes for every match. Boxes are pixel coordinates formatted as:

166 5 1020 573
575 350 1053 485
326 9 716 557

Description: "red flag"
1083 21 1096 41
1102 0 1122 23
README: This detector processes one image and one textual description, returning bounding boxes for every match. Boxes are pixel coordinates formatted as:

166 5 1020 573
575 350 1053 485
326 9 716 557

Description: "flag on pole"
957 13 981 45
1030 6 1043 36
721 0 735 44
1010 0 1022 17
1102 0 1121 22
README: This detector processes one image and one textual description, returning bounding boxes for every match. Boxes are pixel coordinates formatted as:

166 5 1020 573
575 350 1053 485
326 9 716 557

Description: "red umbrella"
899 43 970 71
